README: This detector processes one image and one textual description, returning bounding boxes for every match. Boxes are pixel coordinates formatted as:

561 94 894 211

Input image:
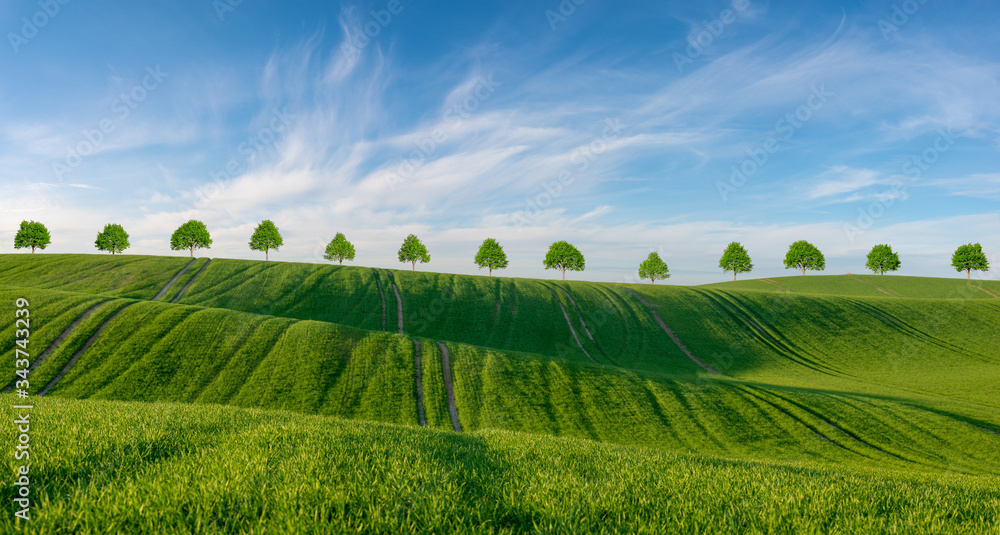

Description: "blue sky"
1 0 998 284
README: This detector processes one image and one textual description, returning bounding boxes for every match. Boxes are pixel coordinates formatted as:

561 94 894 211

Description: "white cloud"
803 166 881 200
926 173 1000 200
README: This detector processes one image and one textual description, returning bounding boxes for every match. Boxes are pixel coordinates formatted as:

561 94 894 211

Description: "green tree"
865 244 901 275
324 232 356 265
638 251 669 284
544 241 585 280
13 221 51 253
249 220 283 261
398 234 430 270
719 242 753 281
951 243 990 279
784 240 825 275
474 238 509 276
170 220 213 257
95 223 130 254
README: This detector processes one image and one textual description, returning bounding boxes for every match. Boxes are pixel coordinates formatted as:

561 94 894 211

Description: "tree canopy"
398 234 430 270
543 241 585 280
719 242 753 280
474 238 509 276
95 224 130 255
14 220 51 253
249 220 283 261
170 220 213 257
951 243 989 279
865 244 901 275
784 240 825 275
324 233 356 265
638 251 669 284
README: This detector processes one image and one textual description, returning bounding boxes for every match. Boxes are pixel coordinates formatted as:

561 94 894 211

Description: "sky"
1 0 998 284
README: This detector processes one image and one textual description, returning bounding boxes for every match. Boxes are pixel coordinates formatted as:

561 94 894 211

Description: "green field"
1 397 997 534
1 254 998 532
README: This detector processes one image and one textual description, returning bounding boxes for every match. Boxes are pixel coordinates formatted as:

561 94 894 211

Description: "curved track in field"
438 342 462 432
413 339 427 427
172 259 212 303
153 258 197 301
39 302 136 396
622 288 726 376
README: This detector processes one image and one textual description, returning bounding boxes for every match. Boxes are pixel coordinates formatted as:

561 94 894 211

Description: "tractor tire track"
555 286 621 365
620 288 726 376
171 259 212 303
969 284 1000 299
845 297 989 362
696 289 845 377
413 340 427 427
765 389 908 461
2 300 112 393
557 288 597 344
847 274 905 298
437 342 462 432
392 283 405 334
372 269 387 331
38 302 137 396
546 288 601 365
732 385 854 453
153 258 197 301
761 279 795 292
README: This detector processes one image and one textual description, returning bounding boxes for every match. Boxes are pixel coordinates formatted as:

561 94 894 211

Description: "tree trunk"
266 250 269 261
31 246 35 253
968 269 971 279
489 267 492 276
339 260 343 265
562 267 566 280
802 266 805 276
412 261 416 271
734 272 737 281
190 247 194 258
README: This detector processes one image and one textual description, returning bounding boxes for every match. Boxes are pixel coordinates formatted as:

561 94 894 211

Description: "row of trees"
11 220 993 280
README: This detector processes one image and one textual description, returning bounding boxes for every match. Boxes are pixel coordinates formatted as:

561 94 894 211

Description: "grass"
2 254 1000 531
30 299 419 425
701 273 1000 299
445 339 1000 474
0 254 196 299
1 396 997 534
0 287 109 391
6 282 997 476
173 259 384 331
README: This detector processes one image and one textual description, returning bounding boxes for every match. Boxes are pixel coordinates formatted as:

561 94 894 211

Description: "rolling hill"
1 253 998 532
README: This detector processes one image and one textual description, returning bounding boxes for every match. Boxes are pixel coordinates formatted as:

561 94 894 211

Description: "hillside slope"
2 254 999 478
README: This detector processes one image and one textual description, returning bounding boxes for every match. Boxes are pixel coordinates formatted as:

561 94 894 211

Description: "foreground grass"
1 396 998 534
